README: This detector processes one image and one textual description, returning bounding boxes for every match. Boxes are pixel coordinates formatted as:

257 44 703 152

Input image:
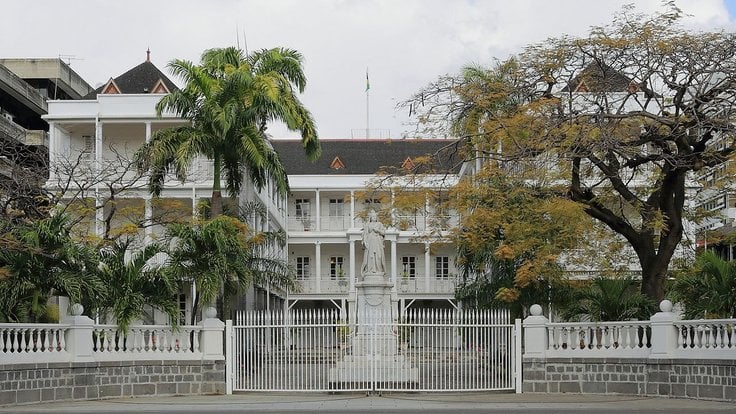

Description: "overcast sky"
3 0 735 139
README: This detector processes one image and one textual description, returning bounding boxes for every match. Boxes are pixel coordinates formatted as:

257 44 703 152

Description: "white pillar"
48 122 56 179
145 121 152 143
144 197 152 243
315 242 322 293
349 238 356 291
650 300 679 358
64 304 95 362
314 189 321 231
390 239 397 289
350 190 356 227
522 304 548 358
424 242 431 291
94 118 104 237
200 307 225 360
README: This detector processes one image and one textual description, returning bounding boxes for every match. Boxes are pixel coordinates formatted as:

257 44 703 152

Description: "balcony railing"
293 273 457 295
286 214 457 233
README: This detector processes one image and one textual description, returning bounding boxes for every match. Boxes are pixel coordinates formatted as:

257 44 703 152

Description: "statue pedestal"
329 272 418 388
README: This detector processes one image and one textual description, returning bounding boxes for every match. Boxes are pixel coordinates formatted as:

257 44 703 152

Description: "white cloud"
0 0 732 138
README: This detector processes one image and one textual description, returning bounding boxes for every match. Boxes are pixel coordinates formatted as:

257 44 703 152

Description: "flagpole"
366 68 370 139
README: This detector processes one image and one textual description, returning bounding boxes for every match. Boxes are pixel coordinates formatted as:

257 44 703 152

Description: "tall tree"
0 214 103 322
671 251 736 319
165 215 294 323
137 47 320 217
404 4 736 300
88 239 180 333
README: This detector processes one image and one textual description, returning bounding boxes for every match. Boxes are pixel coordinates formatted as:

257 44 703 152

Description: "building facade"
272 139 461 322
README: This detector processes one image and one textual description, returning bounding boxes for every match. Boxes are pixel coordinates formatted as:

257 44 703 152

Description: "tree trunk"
211 190 223 217
210 154 223 217
640 257 667 302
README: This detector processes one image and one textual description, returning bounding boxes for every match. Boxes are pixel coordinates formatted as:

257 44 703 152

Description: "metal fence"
227 308 520 393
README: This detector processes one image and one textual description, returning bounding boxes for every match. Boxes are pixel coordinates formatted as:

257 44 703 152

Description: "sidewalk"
2 392 735 413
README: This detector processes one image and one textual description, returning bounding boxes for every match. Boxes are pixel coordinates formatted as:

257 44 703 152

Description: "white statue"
361 210 386 276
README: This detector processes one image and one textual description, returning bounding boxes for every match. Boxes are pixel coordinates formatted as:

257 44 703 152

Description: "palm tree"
137 46 320 217
0 214 103 322
671 251 736 319
165 215 295 323
561 277 655 322
87 239 180 333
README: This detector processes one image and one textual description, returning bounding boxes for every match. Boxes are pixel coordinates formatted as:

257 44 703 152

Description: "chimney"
146 48 151 62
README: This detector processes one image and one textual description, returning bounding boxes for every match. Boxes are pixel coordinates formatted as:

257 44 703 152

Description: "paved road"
2 393 735 413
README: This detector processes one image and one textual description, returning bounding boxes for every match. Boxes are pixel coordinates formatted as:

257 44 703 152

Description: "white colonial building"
272 139 462 321
41 54 463 325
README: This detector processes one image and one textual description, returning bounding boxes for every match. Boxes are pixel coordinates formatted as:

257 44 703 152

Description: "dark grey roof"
272 139 462 175
84 61 178 99
562 63 635 93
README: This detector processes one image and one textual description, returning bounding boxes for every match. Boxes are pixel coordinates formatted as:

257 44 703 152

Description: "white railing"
1 304 224 365
397 276 457 295
0 323 70 363
296 275 350 294
229 308 520 392
674 319 736 358
524 301 736 361
293 275 456 295
545 321 651 358
92 324 203 360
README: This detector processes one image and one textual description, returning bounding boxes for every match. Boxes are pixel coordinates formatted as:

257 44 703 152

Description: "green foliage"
86 239 180 333
165 215 294 321
405 3 736 300
670 251 736 319
455 253 575 319
136 46 320 217
0 214 104 322
453 165 593 313
561 277 655 322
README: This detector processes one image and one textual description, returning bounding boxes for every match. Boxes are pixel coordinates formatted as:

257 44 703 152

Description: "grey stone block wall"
523 357 736 401
0 360 225 406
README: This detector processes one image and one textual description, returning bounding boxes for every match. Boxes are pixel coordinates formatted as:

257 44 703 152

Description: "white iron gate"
226 308 521 393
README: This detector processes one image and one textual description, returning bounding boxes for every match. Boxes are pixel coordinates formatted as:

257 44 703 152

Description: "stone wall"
0 360 225 406
523 357 736 401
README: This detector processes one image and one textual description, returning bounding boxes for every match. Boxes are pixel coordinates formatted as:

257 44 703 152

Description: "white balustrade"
545 321 652 358
1 303 223 365
0 323 70 363
524 300 736 360
91 324 203 360
673 319 736 358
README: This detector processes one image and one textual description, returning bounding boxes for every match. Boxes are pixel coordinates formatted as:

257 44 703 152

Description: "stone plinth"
329 272 418 387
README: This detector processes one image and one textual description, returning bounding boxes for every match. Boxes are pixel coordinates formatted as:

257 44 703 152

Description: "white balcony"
293 274 457 296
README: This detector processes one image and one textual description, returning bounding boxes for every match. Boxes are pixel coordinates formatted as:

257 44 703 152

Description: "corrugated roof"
272 139 462 175
84 60 178 99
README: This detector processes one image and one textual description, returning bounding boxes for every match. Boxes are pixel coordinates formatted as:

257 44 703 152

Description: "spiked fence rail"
228 308 521 393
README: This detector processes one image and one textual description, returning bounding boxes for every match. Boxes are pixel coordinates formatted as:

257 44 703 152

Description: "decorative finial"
146 47 151 62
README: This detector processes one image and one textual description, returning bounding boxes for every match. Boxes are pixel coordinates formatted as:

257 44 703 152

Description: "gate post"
225 319 233 394
514 318 522 393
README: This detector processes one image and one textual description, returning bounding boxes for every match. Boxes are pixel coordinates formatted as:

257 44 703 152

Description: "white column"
48 122 56 179
144 197 153 243
315 242 322 293
94 118 104 237
350 190 356 227
315 189 321 231
650 300 678 358
424 242 431 291
145 121 152 143
391 239 397 289
522 304 548 358
349 238 356 291
64 304 95 363
192 187 197 218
